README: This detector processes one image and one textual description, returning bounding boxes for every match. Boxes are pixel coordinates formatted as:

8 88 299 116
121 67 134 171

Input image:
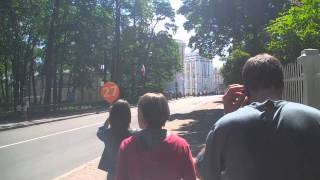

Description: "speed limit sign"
100 82 120 103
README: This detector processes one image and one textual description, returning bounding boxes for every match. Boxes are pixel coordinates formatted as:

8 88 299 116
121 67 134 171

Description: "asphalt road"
0 96 220 180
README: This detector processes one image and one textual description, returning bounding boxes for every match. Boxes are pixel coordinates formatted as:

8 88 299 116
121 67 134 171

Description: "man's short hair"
242 53 284 92
138 93 170 128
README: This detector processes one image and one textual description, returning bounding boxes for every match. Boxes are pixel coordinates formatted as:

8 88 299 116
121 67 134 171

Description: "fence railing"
282 49 320 109
282 61 304 104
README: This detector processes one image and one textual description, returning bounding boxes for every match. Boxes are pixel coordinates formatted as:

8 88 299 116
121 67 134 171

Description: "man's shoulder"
279 101 320 125
119 135 135 149
215 100 320 129
166 133 189 146
282 101 320 114
215 105 261 128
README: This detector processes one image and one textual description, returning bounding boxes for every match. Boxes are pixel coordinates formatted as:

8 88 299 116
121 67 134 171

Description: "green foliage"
179 0 290 57
266 0 320 63
145 31 180 92
220 49 250 85
0 0 180 109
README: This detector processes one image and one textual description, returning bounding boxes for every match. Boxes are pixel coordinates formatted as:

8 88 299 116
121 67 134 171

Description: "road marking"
0 122 102 149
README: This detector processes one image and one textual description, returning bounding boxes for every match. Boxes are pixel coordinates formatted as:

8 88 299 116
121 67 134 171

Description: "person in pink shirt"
114 93 196 180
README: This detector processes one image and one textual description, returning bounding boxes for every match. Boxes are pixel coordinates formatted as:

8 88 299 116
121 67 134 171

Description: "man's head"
137 93 170 129
242 54 284 100
108 99 131 129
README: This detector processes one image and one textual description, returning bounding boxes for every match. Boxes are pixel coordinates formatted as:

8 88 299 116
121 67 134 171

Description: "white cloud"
155 0 223 62
169 0 195 54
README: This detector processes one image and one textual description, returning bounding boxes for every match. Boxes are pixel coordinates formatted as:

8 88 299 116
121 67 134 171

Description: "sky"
168 0 224 68
169 0 194 44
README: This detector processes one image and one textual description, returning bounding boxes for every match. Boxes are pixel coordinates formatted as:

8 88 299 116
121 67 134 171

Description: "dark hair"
108 99 131 130
242 53 284 92
138 93 170 128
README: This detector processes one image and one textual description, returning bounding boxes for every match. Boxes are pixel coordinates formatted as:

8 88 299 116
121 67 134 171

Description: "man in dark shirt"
196 54 320 180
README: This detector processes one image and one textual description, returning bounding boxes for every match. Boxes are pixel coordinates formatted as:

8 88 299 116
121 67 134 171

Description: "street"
0 96 220 180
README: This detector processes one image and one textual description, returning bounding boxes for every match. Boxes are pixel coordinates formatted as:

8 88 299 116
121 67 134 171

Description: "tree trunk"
58 63 63 103
12 54 20 110
27 66 31 104
44 0 60 105
103 50 107 82
52 61 58 104
131 64 136 100
4 60 9 105
81 86 84 103
39 74 44 104
66 72 73 102
0 78 5 104
111 0 121 83
19 46 30 108
31 60 37 105
130 0 137 100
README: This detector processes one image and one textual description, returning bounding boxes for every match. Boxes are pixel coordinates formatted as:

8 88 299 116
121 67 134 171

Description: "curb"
0 110 107 131
0 97 196 132
53 157 101 180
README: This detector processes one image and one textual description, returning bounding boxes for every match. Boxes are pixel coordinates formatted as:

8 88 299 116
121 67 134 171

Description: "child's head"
108 99 131 129
137 93 170 129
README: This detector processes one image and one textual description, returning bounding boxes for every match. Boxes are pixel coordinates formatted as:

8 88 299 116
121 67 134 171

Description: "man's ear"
244 86 250 97
280 84 284 95
138 109 147 129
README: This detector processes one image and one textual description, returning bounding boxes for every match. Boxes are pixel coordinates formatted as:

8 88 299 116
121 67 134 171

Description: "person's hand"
223 84 247 114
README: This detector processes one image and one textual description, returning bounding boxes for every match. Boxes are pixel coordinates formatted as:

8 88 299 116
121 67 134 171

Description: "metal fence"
282 61 304 104
282 49 320 109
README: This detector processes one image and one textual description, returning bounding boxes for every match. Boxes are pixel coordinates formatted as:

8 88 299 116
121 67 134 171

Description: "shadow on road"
169 108 224 156
213 100 223 104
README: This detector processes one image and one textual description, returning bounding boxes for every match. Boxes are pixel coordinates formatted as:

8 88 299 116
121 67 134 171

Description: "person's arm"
114 141 129 180
195 125 226 180
223 84 247 114
182 145 197 180
97 126 105 141
195 146 206 178
97 120 109 141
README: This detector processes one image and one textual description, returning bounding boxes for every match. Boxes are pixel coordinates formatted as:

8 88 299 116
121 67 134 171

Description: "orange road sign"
100 82 120 103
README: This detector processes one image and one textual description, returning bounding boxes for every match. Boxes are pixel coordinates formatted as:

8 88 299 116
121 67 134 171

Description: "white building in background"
165 40 186 96
184 53 215 95
213 67 224 94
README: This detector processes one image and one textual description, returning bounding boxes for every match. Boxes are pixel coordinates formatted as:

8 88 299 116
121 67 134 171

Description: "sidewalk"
54 96 224 180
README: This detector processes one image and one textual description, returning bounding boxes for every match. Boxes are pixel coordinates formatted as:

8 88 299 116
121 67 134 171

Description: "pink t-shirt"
114 133 196 180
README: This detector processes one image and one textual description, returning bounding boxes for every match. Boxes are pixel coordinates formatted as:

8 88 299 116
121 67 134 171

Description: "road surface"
0 96 220 180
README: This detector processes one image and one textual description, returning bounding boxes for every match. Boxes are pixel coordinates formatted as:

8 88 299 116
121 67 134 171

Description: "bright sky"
167 0 224 68
169 0 194 44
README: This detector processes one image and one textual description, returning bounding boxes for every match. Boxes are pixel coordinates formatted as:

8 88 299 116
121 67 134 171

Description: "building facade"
184 53 215 95
212 68 224 94
165 40 186 96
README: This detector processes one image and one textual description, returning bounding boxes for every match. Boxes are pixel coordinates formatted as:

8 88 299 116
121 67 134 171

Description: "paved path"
55 96 224 180
0 96 221 180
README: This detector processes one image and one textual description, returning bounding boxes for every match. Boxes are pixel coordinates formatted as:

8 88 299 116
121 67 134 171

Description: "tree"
0 0 181 111
44 0 60 105
178 0 290 58
0 0 50 109
266 0 320 63
115 0 177 100
144 31 181 92
220 49 250 85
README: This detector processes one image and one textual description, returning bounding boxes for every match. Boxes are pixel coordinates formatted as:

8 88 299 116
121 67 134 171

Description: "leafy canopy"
220 49 250 85
179 0 289 57
266 0 320 63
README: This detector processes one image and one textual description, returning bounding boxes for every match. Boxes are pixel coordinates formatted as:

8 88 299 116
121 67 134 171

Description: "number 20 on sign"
100 82 120 103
